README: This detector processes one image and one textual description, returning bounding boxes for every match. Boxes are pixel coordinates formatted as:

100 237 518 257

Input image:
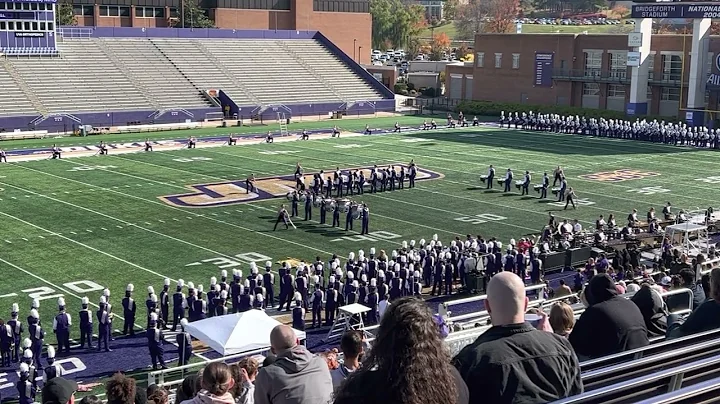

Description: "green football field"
0 116 718 341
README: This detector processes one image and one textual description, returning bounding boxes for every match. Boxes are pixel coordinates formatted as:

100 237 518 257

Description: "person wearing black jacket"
453 272 583 404
631 284 669 338
667 267 720 340
666 269 705 312
570 274 649 360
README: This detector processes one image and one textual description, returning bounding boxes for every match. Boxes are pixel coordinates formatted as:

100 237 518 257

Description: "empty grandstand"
0 28 393 131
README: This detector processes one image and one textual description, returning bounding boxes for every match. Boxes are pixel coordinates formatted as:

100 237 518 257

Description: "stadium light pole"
358 46 362 64
353 38 357 61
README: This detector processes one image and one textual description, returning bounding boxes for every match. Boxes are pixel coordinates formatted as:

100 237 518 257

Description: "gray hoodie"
253 345 333 404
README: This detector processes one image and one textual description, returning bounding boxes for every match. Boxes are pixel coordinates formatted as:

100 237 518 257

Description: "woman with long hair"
334 296 468 404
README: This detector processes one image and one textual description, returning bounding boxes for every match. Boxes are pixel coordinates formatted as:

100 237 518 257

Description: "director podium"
326 303 371 341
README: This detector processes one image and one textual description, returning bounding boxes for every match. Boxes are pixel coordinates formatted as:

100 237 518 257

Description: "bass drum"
313 197 324 208
351 205 362 220
326 199 337 212
285 192 294 201
337 199 351 213
298 193 307 202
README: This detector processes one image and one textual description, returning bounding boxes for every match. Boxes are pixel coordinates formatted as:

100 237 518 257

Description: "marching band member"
309 283 324 328
0 319 11 367
557 176 567 202
122 284 136 336
186 282 197 322
521 170 531 195
503 168 513 193
628 209 640 228
345 202 355 231
159 278 170 327
44 346 63 381
394 122 401 133
409 161 418 188
28 310 43 366
486 165 495 189
264 262 275 308
17 363 35 404
364 124 372 135
332 125 340 137
0 148 7 162
360 203 370 235
473 116 479 126
143 138 153 152
97 297 111 352
21 344 37 388
171 279 186 332
304 191 313 221
274 204 294 230
663 202 673 221
245 174 256 194
266 131 274 143
398 166 405 190
540 172 549 199
187 136 196 149
53 298 71 354
78 298 93 349
177 319 192 366
96 141 108 155
325 278 338 326
553 166 564 186
51 144 61 159
292 293 306 331
8 304 23 362
564 187 577 210
647 207 656 222
228 134 237 145
146 294 159 328
147 313 167 370
192 285 207 321
596 215 607 231
291 191 299 217
320 197 328 224
301 129 309 140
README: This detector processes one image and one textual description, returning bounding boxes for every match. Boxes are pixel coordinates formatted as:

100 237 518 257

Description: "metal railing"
148 346 271 387
554 353 720 403
438 283 546 326
634 375 720 404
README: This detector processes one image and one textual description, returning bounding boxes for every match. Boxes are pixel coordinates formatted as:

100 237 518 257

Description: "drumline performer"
274 205 296 230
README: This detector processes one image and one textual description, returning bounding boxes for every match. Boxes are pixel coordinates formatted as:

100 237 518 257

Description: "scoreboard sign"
632 4 720 18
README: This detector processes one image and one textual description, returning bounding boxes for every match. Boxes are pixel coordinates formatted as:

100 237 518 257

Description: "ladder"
326 303 371 341
277 112 288 136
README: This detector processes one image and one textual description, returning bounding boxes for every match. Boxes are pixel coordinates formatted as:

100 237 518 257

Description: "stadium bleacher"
0 62 40 116
98 38 215 110
8 39 153 113
1 36 388 121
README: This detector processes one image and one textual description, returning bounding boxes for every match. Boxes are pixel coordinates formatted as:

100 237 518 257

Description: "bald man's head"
486 272 528 326
270 325 297 353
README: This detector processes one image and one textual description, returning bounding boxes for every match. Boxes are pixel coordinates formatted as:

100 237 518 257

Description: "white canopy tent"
184 310 306 356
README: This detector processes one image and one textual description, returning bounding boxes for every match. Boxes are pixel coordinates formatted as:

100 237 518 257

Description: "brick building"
446 33 720 117
70 0 371 63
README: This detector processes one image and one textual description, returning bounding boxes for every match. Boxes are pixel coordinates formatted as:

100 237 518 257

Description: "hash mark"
158 219 165 223
116 225 123 229
64 191 69 194
173 218 180 221
21 238 28 241
186 217 193 219
24 195 31 198
144 222 152 225
4 240 11 244
38 236 45 239
101 228 108 231
70 231 77 235
86 229 92 233
11 197 16 199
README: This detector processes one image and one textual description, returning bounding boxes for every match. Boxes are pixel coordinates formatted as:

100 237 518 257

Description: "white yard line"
5 163 343 258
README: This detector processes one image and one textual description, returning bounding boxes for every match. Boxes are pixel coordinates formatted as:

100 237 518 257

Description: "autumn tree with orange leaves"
455 0 519 40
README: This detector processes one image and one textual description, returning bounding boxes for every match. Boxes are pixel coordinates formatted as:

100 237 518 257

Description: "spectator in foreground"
106 373 137 404
80 396 103 404
175 374 200 403
630 284 668 338
549 302 575 338
254 325 333 404
179 363 235 404
667 269 705 312
570 274 649 360
42 377 78 404
667 267 720 339
148 388 169 404
453 272 582 404
232 358 259 404
335 297 468 404
331 331 364 392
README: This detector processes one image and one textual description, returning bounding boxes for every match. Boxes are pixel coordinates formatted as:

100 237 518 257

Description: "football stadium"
3 0 720 402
